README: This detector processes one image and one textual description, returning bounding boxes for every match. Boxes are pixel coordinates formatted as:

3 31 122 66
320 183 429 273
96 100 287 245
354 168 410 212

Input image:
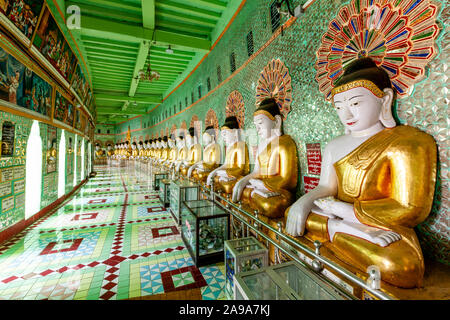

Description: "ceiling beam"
80 15 211 52
129 41 150 97
185 0 228 11
95 93 163 104
141 0 155 29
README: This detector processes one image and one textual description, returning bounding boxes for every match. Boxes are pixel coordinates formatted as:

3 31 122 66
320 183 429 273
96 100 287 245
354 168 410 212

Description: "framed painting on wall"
31 4 77 83
0 0 45 42
53 89 74 127
0 46 52 118
1 121 14 157
71 63 88 101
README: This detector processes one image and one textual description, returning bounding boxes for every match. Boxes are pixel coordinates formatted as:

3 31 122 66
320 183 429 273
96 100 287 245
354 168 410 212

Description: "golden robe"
241 135 298 218
214 141 249 194
192 143 221 183
287 125 437 288
180 144 202 176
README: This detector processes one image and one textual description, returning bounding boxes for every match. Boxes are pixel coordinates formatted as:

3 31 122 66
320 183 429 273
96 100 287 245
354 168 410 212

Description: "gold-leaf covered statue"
285 58 437 288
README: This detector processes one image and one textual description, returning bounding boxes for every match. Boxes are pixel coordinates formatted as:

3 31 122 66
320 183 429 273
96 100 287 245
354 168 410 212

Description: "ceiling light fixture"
166 45 173 54
136 63 160 82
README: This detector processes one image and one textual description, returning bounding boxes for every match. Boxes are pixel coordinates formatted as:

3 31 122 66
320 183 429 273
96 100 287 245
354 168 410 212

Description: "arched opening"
58 130 66 198
73 134 77 187
25 120 42 220
81 138 85 179
87 141 92 174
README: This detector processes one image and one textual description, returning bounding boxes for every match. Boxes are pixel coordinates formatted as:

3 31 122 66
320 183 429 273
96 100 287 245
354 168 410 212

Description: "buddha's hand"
248 179 269 192
285 199 313 237
187 166 194 178
313 197 352 220
232 178 250 202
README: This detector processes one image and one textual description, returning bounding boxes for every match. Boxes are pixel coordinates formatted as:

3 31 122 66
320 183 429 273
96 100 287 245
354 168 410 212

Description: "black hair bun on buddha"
163 136 168 142
188 127 195 137
221 116 240 130
204 125 214 132
132 142 137 146
334 57 392 91
256 97 281 118
138 141 143 145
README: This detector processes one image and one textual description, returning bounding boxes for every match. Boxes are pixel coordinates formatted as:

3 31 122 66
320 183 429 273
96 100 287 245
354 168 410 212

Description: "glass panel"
198 216 227 256
274 264 338 300
239 257 263 272
235 244 261 253
231 238 255 247
181 201 196 252
225 249 235 295
242 272 290 300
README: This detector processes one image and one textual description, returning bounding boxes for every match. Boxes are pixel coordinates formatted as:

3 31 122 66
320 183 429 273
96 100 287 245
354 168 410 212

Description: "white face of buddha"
168 140 174 148
162 141 167 148
221 129 238 147
202 132 212 145
138 144 142 149
333 87 386 133
254 114 276 141
186 135 194 148
132 144 136 149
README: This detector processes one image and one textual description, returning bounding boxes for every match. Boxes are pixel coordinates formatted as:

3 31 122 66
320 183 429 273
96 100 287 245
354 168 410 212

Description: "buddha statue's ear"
379 88 396 128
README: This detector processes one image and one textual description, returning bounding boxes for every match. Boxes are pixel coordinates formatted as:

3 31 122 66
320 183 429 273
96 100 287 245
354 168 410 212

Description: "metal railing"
199 183 396 300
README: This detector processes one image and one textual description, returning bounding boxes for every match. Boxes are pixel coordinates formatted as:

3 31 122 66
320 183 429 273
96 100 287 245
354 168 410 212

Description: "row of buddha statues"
103 58 437 289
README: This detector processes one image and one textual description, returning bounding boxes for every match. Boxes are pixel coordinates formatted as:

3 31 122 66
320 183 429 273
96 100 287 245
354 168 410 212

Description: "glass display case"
181 199 230 267
169 179 199 224
153 171 168 191
224 237 268 299
234 261 352 300
159 178 171 208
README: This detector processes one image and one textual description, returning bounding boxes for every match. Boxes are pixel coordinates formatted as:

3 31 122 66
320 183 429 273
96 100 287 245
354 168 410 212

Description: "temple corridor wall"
110 0 449 264
0 110 91 234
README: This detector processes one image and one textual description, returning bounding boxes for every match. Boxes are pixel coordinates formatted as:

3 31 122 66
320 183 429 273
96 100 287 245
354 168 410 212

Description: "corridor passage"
0 166 226 300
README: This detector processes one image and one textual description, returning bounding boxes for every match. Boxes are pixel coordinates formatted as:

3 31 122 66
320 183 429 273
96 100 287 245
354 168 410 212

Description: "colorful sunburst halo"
315 0 441 100
256 58 293 120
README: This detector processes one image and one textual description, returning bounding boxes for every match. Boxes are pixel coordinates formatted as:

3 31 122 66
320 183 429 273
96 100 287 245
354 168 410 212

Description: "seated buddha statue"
180 127 202 176
154 138 163 164
124 141 131 159
173 134 188 173
188 125 221 184
232 98 298 219
164 136 178 168
130 142 139 159
138 141 145 159
95 143 106 159
106 144 114 158
206 116 249 195
285 58 437 289
47 139 57 166
157 136 170 165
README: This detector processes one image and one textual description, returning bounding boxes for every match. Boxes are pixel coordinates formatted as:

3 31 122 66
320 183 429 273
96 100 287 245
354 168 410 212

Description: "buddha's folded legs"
300 212 424 288
241 187 293 219
214 176 237 194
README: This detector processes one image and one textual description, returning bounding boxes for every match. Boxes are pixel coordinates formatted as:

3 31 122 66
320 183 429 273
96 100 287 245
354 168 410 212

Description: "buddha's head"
95 143 100 150
332 58 396 134
253 98 283 140
151 140 156 149
176 132 186 148
186 127 196 148
138 141 143 150
168 136 175 148
107 144 112 150
162 136 168 148
203 126 216 145
131 142 137 150
221 116 240 147
156 138 162 148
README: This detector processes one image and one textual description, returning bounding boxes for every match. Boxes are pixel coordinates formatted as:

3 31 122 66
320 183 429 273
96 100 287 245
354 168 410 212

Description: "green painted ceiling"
63 0 239 124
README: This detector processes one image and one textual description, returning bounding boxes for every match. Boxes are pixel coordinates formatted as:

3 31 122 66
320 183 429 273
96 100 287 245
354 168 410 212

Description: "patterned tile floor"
0 166 226 300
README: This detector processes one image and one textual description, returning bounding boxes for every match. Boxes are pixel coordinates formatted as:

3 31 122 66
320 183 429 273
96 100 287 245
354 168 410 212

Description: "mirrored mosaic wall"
0 111 91 233
110 0 449 264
